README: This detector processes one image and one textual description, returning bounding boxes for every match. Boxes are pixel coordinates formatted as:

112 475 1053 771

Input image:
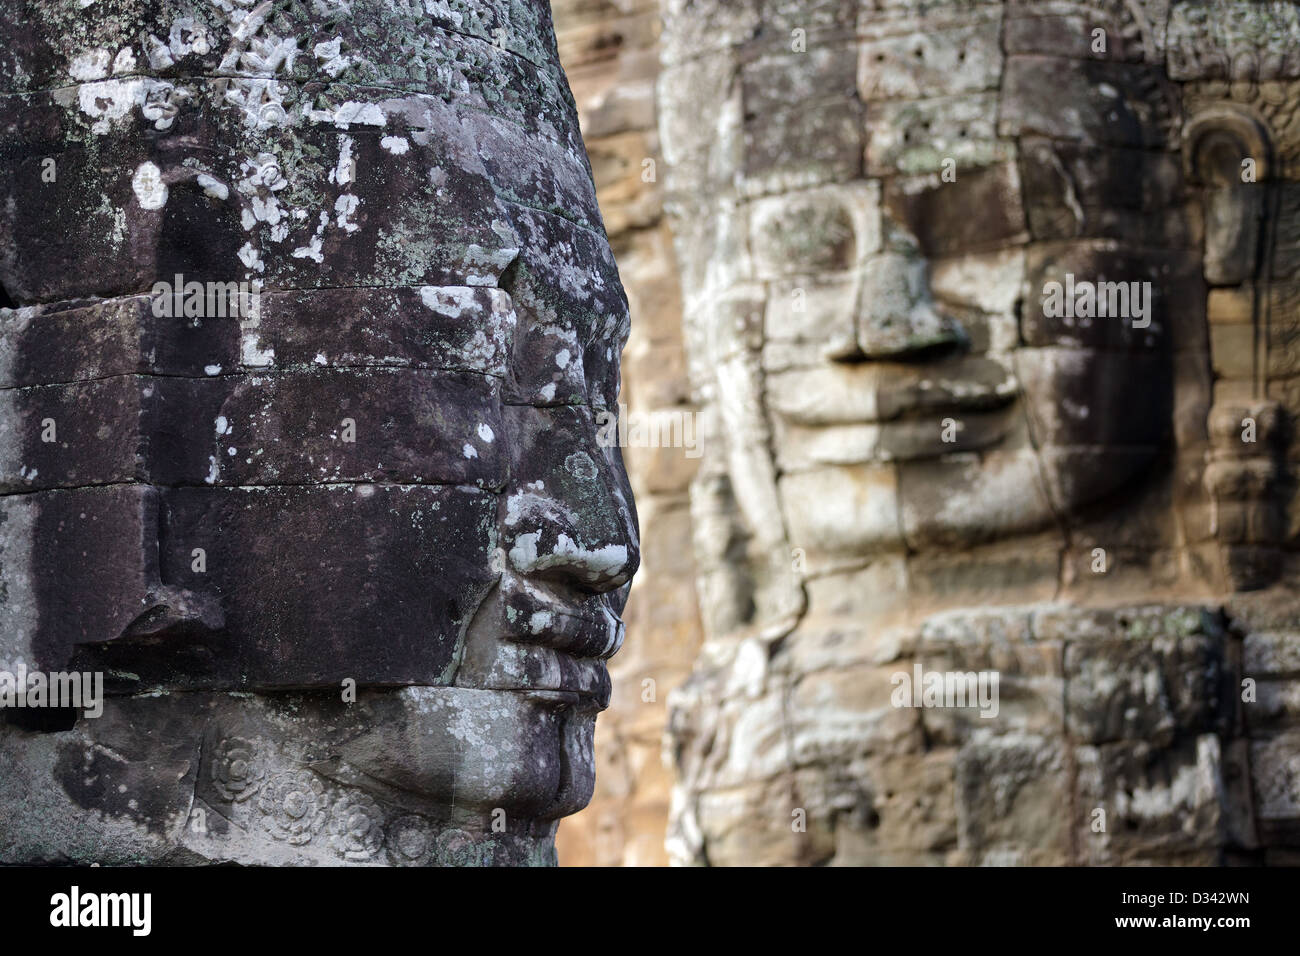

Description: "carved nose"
505 501 640 594
847 252 967 361
500 406 640 596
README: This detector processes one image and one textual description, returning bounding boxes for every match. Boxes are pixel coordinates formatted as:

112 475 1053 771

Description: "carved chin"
328 687 600 820
0 688 596 865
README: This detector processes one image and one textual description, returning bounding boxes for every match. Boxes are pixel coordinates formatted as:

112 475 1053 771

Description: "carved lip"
506 620 620 708
475 647 612 709
873 382 1019 423
520 688 607 715
478 575 624 708
499 575 626 660
516 652 613 710
769 359 1019 427
773 388 1019 464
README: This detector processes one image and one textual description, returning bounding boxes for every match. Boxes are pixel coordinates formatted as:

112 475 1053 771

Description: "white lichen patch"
381 135 410 155
460 245 521 286
112 47 137 74
554 536 629 578
241 332 275 367
168 18 212 58
247 193 284 228
196 174 230 200
335 193 361 232
72 78 150 134
237 154 289 229
70 49 111 81
238 242 265 272
140 81 192 131
506 528 629 582
461 329 498 369
131 162 168 210
329 101 386 128
313 38 352 77
292 236 325 263
332 135 356 185
508 531 542 569
144 34 174 70
419 286 477 317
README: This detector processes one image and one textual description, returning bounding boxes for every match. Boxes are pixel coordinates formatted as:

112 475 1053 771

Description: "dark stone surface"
0 0 637 866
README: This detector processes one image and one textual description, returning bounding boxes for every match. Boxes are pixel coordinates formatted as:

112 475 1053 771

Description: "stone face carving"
0 1 637 865
657 0 1300 865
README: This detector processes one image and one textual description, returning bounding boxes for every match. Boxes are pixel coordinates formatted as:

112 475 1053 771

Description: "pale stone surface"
652 0 1300 866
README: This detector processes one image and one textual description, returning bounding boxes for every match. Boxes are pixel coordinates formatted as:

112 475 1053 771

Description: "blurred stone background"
552 0 698 867
553 0 1300 865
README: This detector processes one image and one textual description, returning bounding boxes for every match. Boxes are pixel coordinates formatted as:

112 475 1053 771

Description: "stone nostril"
608 579 634 616
857 300 970 362
828 348 872 365
824 338 870 364
888 334 968 364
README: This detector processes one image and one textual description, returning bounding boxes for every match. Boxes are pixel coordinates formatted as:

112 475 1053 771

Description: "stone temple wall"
557 0 1300 865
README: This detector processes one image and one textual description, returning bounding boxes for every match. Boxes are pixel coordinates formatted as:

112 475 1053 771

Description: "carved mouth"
764 364 1019 465
873 379 1020 423
766 355 1019 429
497 573 626 660
514 657 613 710
500 585 621 709
458 575 624 709
481 647 613 710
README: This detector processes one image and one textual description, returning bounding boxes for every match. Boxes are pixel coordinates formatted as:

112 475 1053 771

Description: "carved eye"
753 197 856 274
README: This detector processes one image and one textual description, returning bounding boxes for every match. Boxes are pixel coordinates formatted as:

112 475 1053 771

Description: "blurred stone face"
658 0 1300 868
0 0 636 863
664 0 1196 573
